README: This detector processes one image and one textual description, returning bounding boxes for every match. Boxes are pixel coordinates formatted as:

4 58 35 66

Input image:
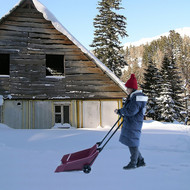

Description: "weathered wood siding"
0 0 126 100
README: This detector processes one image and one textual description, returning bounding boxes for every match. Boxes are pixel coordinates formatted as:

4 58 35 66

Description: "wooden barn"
0 0 127 129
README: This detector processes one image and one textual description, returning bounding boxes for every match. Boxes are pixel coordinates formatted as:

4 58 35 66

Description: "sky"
0 0 190 50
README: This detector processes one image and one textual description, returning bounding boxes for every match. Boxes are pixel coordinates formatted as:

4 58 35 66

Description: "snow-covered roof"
0 0 127 94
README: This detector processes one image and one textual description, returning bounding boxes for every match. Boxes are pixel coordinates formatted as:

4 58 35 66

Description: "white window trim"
54 102 71 124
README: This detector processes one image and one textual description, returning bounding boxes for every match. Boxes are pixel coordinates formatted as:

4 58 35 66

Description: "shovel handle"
97 116 122 147
98 120 123 152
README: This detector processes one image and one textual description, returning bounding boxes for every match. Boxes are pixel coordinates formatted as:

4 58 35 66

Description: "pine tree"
142 41 159 68
166 31 185 122
141 59 161 120
180 37 190 121
159 54 184 122
90 0 128 77
166 30 183 60
159 55 176 122
180 36 190 95
169 53 184 121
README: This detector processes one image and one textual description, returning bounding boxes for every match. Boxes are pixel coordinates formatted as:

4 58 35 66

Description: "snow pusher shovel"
55 116 123 174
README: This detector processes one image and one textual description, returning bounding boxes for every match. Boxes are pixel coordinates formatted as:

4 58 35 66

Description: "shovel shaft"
97 117 123 152
97 116 122 147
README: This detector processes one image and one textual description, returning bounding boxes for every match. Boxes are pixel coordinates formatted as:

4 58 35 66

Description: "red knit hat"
125 74 138 90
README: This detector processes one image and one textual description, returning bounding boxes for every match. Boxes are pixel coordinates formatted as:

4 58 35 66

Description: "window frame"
46 54 65 78
0 53 10 76
54 103 70 124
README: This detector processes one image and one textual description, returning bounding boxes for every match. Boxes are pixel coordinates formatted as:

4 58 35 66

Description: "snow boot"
137 158 146 167
123 162 137 170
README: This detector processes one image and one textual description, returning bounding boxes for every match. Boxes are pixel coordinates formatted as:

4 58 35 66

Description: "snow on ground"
0 121 190 190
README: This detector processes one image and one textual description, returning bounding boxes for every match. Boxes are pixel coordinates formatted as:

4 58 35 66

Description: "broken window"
0 54 10 75
46 54 65 76
54 105 70 124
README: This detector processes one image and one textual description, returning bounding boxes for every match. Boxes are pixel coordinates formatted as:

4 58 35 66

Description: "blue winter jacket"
118 90 148 147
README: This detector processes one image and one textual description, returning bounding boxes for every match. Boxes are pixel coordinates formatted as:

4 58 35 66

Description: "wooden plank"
29 32 69 40
28 43 81 50
65 55 89 61
91 92 126 98
0 49 20 54
10 86 66 94
65 73 110 81
0 24 60 34
15 7 41 14
65 61 95 67
0 40 27 47
63 91 125 99
0 45 26 52
0 35 28 42
0 30 28 37
3 20 55 29
0 77 10 91
65 67 102 74
66 80 113 86
11 54 45 60
8 16 48 24
66 84 121 92
12 12 45 19
11 59 44 65
26 49 62 55
28 38 72 45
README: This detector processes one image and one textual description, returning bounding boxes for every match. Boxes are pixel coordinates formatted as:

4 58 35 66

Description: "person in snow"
115 74 148 170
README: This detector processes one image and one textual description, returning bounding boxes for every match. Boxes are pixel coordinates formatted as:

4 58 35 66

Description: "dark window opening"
55 114 62 123
64 106 70 123
54 105 70 124
46 55 64 76
0 54 10 75
55 106 61 113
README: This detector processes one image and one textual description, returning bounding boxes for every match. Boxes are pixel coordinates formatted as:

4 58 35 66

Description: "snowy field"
0 121 190 190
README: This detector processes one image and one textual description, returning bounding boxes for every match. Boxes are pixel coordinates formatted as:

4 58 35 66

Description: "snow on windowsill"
52 123 72 129
46 76 65 79
0 75 10 78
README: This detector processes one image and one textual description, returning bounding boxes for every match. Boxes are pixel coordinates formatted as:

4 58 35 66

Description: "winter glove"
114 109 121 115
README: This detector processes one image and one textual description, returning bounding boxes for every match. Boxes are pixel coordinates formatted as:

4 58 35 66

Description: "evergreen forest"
121 30 190 123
